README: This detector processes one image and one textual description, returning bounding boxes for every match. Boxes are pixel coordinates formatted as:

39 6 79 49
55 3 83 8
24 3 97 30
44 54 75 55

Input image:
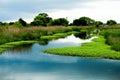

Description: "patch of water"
0 35 119 80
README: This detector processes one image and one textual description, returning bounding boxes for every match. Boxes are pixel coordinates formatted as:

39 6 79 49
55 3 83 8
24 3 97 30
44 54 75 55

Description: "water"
0 35 120 80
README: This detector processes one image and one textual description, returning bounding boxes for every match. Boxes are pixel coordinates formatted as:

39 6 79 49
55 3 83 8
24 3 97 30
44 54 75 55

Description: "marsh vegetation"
0 13 120 59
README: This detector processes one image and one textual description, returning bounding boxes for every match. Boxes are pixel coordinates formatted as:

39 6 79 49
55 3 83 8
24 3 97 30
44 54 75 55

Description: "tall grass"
103 29 120 51
0 26 79 52
0 26 82 45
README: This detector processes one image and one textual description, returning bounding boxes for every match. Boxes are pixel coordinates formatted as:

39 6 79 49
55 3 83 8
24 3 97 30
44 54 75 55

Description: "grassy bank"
44 36 120 59
41 31 78 40
0 26 83 44
0 26 84 53
0 41 37 53
0 31 79 53
103 29 120 51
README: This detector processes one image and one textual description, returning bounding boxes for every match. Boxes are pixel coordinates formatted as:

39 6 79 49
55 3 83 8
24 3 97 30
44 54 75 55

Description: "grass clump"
41 33 67 40
44 36 120 59
41 31 76 40
0 26 81 53
0 41 37 53
103 29 120 51
0 26 74 44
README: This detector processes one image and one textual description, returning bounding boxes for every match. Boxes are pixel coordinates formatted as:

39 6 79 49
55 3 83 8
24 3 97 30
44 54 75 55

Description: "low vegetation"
44 36 120 59
41 31 78 40
103 29 120 51
0 12 120 60
0 41 37 53
0 26 74 44
0 26 83 53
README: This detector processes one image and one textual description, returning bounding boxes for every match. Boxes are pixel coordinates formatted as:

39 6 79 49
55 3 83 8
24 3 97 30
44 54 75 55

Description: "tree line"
0 13 118 27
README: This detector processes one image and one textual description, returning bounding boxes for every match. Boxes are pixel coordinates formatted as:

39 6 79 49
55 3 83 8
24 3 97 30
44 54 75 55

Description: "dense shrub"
72 27 81 32
106 20 117 25
103 29 120 51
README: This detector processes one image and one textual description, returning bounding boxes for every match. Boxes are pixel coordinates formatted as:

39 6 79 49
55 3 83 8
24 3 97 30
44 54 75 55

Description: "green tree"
73 19 80 26
13 21 23 27
12 18 27 27
49 18 69 26
73 17 95 26
0 22 8 26
9 22 14 25
106 20 117 25
0 22 3 26
18 18 27 26
95 21 103 27
31 13 52 26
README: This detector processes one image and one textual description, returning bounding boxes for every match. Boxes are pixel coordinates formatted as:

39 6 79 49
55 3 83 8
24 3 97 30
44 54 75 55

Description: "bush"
49 18 69 26
72 27 81 31
106 20 117 25
103 29 120 51
111 43 120 51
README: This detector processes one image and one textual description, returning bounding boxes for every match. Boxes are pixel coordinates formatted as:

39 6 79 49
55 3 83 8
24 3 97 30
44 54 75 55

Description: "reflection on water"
38 39 49 45
8 44 33 54
74 31 87 39
0 35 120 80
52 34 97 45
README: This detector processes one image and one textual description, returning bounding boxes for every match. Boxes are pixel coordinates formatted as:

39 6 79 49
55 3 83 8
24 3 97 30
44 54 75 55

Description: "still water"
0 35 120 80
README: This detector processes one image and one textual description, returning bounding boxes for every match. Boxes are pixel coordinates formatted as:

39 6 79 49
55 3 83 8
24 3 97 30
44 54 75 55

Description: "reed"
103 29 120 51
0 26 76 44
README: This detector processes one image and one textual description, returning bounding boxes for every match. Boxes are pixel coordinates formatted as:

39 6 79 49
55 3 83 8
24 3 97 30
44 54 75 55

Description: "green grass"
41 31 78 40
41 33 68 40
0 41 37 53
0 26 81 53
0 28 80 53
44 36 120 59
103 29 120 51
0 31 79 53
0 26 79 44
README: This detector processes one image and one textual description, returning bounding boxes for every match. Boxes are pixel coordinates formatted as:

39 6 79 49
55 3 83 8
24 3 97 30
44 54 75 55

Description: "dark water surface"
0 35 120 80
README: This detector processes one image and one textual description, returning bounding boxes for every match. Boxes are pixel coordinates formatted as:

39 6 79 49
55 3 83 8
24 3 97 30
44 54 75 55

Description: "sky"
0 0 120 23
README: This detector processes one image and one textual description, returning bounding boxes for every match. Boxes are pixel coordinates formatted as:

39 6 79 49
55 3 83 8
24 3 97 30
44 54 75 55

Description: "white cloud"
1 0 120 23
48 0 120 23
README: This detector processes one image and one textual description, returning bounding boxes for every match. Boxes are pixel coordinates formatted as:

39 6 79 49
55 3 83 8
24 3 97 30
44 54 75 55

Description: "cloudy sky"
0 0 120 23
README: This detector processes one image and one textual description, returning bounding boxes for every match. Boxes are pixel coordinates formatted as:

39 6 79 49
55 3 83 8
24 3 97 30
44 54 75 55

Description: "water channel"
0 35 120 80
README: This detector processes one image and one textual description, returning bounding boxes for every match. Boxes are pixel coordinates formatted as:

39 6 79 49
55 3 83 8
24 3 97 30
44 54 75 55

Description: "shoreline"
0 31 77 53
44 36 120 60
0 41 37 53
